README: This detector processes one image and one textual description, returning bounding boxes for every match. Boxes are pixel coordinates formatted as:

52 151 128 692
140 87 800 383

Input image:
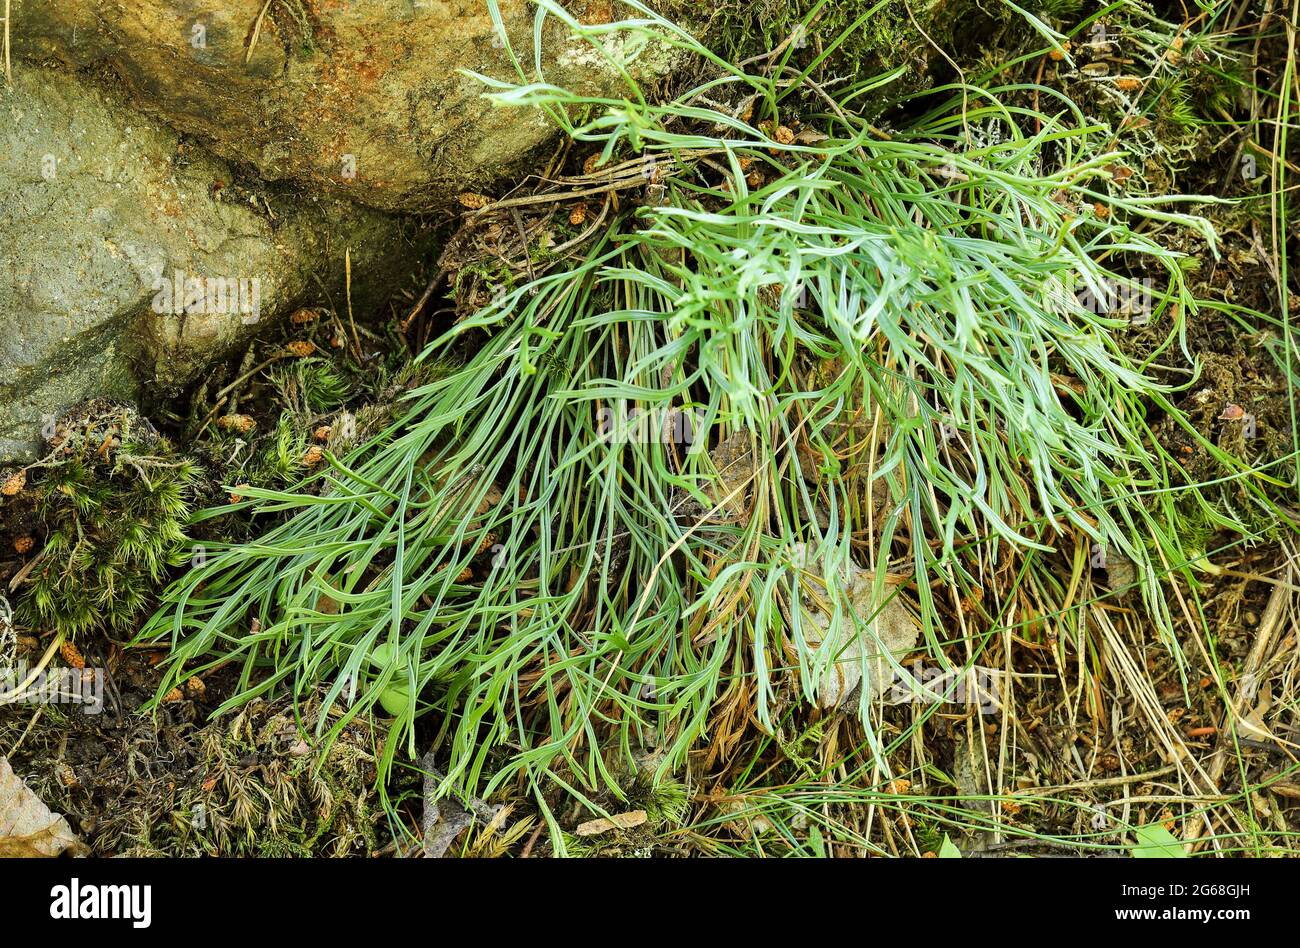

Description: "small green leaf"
807 825 826 858
1132 823 1186 858
938 835 962 858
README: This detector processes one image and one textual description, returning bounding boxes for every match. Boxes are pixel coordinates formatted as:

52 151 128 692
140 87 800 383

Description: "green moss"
657 0 1046 112
248 412 309 487
268 358 356 415
558 774 692 857
19 404 196 640
661 0 934 102
171 696 382 857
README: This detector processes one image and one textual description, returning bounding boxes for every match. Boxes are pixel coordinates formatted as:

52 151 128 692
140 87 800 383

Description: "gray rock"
0 66 424 462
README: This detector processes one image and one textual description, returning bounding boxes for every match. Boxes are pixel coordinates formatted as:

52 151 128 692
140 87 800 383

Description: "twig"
3 0 11 85
196 352 293 433
4 704 43 757
1184 566 1292 849
1210 570 1290 782
0 632 65 705
345 248 362 361
246 0 275 65
400 267 448 333
1029 764 1177 794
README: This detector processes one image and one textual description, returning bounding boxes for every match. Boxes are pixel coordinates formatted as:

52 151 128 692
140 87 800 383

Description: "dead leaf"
791 544 920 709
794 128 829 144
0 757 87 857
420 754 502 857
315 579 340 616
575 810 647 836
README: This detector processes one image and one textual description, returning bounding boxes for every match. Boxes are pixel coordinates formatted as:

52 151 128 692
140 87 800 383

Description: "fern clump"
20 403 197 639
